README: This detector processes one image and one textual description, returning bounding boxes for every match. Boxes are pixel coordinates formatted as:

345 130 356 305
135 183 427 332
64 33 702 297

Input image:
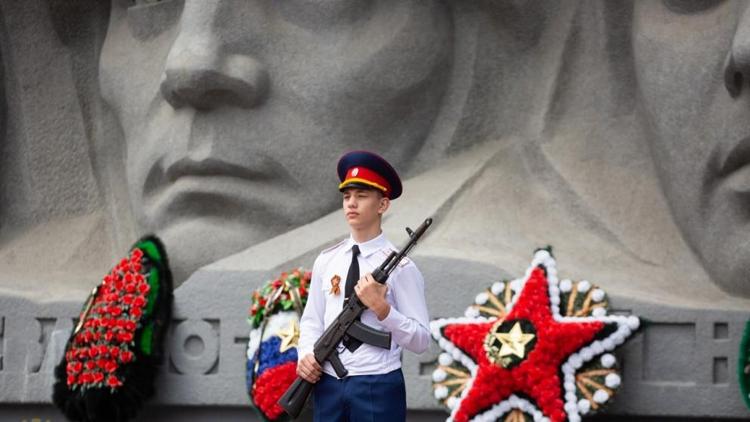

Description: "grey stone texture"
0 0 749 420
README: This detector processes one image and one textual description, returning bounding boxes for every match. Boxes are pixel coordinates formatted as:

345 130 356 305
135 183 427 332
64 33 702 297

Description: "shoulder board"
380 248 411 267
320 238 347 255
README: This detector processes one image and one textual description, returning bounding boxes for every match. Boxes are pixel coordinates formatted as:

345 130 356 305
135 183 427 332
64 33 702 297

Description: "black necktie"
342 245 362 351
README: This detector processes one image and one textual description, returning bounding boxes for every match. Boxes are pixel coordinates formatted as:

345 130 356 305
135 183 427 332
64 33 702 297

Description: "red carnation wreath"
430 248 640 422
53 236 172 422
246 268 311 421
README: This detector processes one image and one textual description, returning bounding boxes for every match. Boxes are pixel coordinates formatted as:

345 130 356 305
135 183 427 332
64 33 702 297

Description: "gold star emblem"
484 320 536 368
277 319 300 353
494 321 535 359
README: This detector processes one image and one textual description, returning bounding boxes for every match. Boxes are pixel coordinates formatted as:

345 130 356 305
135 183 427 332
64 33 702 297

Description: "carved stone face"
99 0 451 281
632 0 750 296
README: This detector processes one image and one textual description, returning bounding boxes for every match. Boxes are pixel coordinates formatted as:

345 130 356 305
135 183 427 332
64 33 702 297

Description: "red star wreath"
430 249 640 422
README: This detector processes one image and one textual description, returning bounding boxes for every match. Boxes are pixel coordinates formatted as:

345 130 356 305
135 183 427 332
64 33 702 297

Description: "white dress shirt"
298 232 431 378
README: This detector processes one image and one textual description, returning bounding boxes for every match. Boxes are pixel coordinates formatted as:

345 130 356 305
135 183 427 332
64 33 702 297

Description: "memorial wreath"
246 268 311 421
53 235 173 422
429 248 640 422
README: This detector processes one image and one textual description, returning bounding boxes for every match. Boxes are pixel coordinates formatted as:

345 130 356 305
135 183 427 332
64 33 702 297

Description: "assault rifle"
278 218 433 418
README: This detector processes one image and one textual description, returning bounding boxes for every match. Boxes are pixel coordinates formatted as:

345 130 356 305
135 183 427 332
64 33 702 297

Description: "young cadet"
296 151 431 421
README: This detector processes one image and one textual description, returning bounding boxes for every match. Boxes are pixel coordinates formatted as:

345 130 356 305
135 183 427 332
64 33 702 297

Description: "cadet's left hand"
355 273 390 320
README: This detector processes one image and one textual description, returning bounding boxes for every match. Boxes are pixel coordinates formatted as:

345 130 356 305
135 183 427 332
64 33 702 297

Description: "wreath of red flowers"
246 268 311 421
430 249 640 422
53 235 172 422
65 247 152 391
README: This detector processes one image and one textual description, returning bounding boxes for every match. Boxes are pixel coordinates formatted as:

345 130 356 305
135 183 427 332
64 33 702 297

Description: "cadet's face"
633 0 750 296
342 188 387 230
100 0 451 273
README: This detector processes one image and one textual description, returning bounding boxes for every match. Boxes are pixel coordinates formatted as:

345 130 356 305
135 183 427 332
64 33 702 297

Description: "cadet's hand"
355 273 390 320
297 353 322 383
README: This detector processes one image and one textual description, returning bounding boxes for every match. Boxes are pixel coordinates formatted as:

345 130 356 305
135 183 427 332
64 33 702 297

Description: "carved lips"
719 135 750 194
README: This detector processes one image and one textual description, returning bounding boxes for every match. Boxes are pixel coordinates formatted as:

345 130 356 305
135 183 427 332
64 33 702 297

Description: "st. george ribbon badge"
330 275 341 296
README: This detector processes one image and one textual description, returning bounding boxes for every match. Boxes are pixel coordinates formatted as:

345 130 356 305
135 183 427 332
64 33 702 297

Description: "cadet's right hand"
297 353 322 383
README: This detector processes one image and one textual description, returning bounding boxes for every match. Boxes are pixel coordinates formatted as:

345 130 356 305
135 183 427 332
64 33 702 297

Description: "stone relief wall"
0 0 749 420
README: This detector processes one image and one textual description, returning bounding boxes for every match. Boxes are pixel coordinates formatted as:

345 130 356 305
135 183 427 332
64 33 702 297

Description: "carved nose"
160 48 270 110
724 18 750 98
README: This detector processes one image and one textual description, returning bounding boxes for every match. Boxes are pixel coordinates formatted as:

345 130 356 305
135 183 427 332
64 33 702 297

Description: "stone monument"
0 1 748 421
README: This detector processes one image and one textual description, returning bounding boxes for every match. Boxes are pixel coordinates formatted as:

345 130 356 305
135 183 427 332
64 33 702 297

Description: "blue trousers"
313 369 406 422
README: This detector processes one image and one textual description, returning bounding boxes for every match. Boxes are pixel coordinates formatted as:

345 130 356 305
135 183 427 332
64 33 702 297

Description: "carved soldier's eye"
129 0 164 5
125 0 182 41
662 0 726 14
273 0 374 30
